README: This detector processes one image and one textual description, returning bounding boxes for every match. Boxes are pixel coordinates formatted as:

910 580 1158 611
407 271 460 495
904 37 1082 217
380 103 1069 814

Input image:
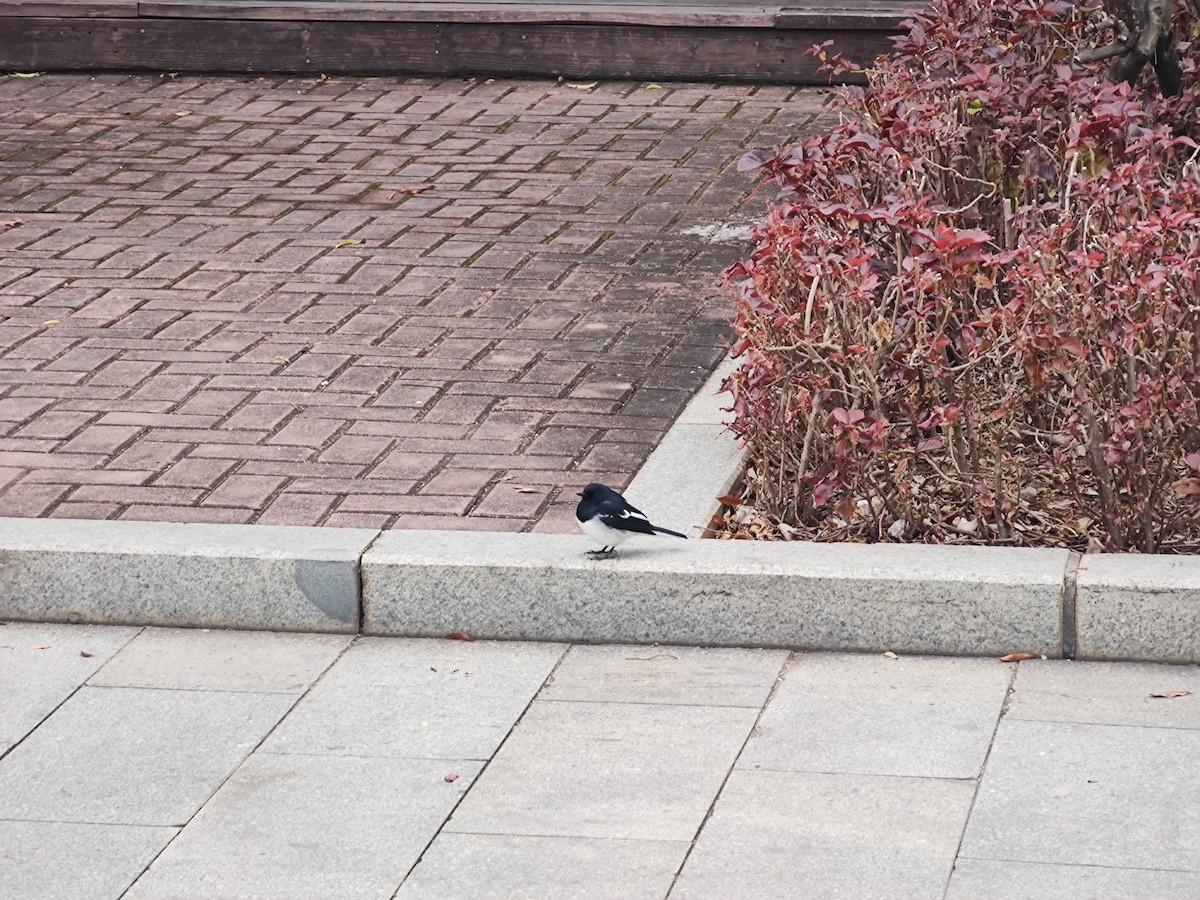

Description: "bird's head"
577 483 606 501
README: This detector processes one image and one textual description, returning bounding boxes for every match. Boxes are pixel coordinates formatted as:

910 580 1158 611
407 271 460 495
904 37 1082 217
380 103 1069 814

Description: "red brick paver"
0 74 821 531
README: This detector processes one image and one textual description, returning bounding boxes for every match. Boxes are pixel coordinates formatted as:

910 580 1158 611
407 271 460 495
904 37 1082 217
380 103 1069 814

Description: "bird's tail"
653 525 687 539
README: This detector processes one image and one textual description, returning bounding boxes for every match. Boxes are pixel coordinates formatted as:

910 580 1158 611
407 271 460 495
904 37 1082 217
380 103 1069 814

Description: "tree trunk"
1077 0 1182 96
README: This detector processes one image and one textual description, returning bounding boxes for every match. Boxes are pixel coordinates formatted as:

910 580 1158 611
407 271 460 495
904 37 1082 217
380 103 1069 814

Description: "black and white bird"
575 482 686 559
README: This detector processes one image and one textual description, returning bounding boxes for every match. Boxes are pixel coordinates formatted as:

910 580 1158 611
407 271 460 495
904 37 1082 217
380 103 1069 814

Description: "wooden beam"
136 1 782 28
0 0 138 16
0 17 891 81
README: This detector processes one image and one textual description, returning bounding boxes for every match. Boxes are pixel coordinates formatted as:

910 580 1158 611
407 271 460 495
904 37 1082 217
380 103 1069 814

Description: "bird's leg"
585 546 617 559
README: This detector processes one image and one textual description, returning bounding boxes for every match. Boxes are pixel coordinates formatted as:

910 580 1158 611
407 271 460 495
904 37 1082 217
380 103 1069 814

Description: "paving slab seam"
118 633 357 896
664 649 793 898
942 664 1019 900
387 641 573 897
0 625 145 766
949 855 1198 874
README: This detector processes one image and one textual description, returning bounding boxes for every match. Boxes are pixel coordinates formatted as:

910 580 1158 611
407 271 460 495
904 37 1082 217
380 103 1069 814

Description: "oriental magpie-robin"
575 482 686 559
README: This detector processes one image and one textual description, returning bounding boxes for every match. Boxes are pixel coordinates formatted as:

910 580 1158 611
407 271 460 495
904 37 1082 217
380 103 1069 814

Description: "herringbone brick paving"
0 74 821 530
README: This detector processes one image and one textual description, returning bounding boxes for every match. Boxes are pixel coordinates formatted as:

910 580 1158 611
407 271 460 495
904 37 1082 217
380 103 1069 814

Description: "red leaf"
79 651 93 658
716 494 743 508
917 438 944 452
999 652 1036 662
811 480 835 507
738 149 767 172
444 772 460 783
832 407 865 427
1059 337 1086 358
445 632 473 642
843 132 882 151
1149 689 1191 699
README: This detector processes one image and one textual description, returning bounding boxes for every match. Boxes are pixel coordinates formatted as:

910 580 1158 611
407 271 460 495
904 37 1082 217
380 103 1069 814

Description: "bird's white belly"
579 516 633 548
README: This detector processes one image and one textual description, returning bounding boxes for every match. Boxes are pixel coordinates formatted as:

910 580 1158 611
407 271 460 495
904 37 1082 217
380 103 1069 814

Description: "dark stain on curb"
295 557 358 624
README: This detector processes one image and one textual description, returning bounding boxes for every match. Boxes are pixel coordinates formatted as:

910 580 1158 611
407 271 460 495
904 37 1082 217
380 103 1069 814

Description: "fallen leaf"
1150 689 1191 699
393 184 435 198
717 494 743 508
0 219 21 229
645 82 663 90
1170 477 1200 497
273 355 290 363
443 773 459 783
316 73 329 84
174 110 190 117
882 651 898 660
446 632 473 642
9 72 45 78
567 82 598 90
42 320 60 327
999 652 1036 662
335 239 362 248
511 485 539 494
430 666 437 672
33 645 49 650
80 651 93 658
485 78 495 84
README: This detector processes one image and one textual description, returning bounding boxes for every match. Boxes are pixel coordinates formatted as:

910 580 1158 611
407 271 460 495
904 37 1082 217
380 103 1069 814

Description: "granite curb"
0 362 1196 663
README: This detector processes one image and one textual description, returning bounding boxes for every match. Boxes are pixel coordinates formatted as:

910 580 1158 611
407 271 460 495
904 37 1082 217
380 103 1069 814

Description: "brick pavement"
0 74 822 530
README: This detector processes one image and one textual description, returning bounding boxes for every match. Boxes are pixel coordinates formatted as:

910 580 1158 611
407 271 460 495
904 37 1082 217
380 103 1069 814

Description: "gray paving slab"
946 858 1200 899
1008 660 1200 729
446 699 757 841
961 718 1200 871
1075 553 1200 663
0 517 378 632
0 685 295 826
0 622 139 753
125 752 480 900
672 768 974 899
0 819 178 900
363 532 1067 656
263 637 564 760
396 833 688 900
88 627 352 694
736 652 1011 779
539 644 787 707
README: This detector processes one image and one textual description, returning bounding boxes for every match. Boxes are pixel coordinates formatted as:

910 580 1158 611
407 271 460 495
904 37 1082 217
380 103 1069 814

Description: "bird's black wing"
595 497 658 535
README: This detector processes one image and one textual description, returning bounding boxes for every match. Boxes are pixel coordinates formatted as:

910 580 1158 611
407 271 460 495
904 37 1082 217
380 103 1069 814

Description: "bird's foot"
585 547 617 560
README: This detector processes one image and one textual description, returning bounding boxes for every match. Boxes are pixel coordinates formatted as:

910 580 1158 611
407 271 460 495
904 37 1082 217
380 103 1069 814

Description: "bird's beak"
576 491 584 497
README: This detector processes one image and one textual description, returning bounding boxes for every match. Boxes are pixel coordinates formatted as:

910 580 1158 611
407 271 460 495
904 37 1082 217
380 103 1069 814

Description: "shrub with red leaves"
724 0 1200 552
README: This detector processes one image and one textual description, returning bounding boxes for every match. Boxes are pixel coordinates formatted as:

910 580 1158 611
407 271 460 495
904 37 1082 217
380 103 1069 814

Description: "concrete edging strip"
1075 553 1200 664
622 354 745 538
360 531 1068 656
0 518 379 634
0 357 1196 662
